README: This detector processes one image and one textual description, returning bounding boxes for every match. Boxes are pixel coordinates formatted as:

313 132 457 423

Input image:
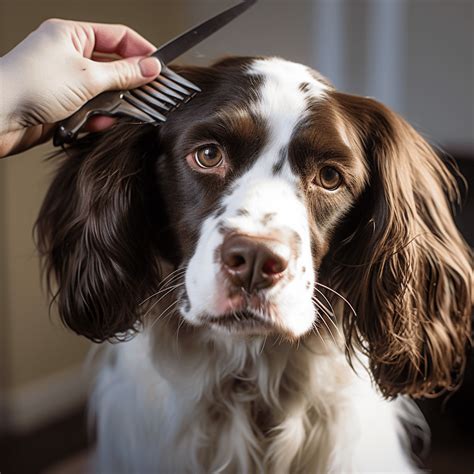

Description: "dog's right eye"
194 145 224 168
315 166 343 191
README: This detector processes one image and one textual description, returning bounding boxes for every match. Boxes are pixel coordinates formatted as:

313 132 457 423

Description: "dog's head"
36 57 472 397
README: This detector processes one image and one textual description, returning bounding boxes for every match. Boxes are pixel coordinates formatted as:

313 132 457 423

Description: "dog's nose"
221 234 289 292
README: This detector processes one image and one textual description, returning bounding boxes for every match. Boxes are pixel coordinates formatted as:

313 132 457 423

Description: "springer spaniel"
36 57 472 473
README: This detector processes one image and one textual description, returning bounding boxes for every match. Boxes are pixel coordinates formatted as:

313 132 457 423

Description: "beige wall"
1 145 90 389
0 0 187 402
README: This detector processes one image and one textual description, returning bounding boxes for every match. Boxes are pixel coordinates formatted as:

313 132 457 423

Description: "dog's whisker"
152 265 188 289
319 308 343 344
312 295 352 354
143 283 184 320
311 295 333 319
141 280 185 306
153 265 187 287
312 297 333 327
311 316 328 349
157 267 187 289
315 282 357 318
148 282 185 306
144 267 185 297
312 298 338 335
150 299 180 331
139 268 187 305
314 302 338 346
175 314 187 344
312 294 338 332
313 289 344 340
313 288 336 318
153 298 180 325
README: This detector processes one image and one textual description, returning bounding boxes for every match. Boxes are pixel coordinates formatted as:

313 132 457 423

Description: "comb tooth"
141 85 178 106
117 100 157 123
156 74 192 96
161 66 201 92
131 89 171 112
148 80 185 101
123 95 167 122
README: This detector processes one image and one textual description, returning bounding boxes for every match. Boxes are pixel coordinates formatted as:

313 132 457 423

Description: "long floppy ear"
331 92 472 398
35 123 165 342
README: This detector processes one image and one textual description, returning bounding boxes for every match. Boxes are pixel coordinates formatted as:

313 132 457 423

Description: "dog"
36 56 472 472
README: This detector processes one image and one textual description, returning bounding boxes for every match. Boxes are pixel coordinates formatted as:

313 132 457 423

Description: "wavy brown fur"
35 124 165 342
330 92 473 398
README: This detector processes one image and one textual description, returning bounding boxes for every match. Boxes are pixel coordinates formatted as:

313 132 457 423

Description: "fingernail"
139 57 160 77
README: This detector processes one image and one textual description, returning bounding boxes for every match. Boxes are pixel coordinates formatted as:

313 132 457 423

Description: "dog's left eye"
194 145 224 168
316 166 343 190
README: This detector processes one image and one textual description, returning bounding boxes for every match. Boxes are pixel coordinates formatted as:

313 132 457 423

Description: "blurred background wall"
184 0 473 150
0 0 472 472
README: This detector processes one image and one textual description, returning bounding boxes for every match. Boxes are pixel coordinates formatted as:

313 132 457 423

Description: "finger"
93 56 161 91
81 22 157 58
85 115 117 132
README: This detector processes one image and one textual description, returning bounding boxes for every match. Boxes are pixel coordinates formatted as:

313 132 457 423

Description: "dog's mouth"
201 309 277 334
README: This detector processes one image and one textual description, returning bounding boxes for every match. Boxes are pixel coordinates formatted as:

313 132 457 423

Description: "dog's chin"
195 310 310 342
203 310 278 337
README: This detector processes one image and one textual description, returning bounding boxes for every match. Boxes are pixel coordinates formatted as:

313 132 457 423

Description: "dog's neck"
147 302 347 405
138 303 357 471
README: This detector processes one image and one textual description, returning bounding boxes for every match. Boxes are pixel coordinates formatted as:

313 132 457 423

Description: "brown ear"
331 92 472 398
35 123 165 342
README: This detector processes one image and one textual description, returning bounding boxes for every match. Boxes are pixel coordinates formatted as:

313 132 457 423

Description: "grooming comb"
53 0 257 146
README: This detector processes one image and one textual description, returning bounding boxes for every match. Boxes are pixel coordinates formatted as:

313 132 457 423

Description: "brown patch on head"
216 107 267 152
285 94 369 275
162 57 270 184
290 96 368 199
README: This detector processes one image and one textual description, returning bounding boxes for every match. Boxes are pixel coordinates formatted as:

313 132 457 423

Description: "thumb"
94 56 161 92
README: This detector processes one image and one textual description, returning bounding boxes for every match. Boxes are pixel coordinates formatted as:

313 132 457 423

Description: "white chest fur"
90 318 422 473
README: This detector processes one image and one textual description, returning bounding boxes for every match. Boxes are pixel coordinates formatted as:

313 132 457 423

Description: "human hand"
0 19 161 158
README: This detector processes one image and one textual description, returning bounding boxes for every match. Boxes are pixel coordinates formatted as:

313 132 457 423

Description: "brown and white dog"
36 57 472 472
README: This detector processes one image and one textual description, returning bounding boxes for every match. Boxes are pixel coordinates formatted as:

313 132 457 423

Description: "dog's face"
36 56 471 397
156 57 367 339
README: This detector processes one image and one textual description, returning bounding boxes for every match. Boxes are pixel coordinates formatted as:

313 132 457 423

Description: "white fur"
89 58 424 473
91 323 422 473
